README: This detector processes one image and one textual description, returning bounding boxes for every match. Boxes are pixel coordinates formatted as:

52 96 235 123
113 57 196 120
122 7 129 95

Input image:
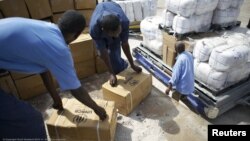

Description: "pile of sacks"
163 0 244 34
140 16 163 56
114 0 158 22
193 28 250 91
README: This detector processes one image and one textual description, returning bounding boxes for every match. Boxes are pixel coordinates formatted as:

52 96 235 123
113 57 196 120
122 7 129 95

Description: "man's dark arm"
40 71 63 110
121 41 142 73
99 48 118 86
71 86 107 120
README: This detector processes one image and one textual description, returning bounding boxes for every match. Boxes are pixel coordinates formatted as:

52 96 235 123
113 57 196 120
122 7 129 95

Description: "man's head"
175 41 185 54
100 14 121 38
58 10 86 44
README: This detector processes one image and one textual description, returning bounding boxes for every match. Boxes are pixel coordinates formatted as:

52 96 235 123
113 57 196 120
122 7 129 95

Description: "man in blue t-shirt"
0 10 106 140
89 2 142 86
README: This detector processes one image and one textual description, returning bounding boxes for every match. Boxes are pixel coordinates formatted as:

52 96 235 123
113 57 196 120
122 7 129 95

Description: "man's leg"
0 89 47 140
171 90 182 102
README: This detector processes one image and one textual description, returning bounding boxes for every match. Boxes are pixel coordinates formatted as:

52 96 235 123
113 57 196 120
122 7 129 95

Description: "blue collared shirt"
169 51 194 95
89 2 129 74
0 18 81 91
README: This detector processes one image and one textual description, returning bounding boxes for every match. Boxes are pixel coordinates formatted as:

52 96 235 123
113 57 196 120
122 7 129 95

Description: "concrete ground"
29 0 250 141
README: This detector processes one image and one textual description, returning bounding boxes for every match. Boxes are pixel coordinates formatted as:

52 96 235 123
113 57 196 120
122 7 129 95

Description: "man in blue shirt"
89 2 142 86
0 10 106 140
165 42 194 101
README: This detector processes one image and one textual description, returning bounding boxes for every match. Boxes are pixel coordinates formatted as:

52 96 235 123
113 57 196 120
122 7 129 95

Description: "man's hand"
165 87 171 95
109 74 117 87
52 98 63 111
131 65 142 73
94 106 107 121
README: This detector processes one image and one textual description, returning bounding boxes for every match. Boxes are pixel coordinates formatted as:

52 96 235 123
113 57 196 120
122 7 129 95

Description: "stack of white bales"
115 0 158 23
212 0 244 25
163 0 218 34
140 16 163 56
193 28 250 91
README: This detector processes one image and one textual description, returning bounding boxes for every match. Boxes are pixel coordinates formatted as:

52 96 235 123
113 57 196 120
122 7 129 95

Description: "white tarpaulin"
223 32 250 46
125 1 135 22
195 0 218 15
193 37 226 62
209 44 250 71
217 0 232 10
165 0 197 17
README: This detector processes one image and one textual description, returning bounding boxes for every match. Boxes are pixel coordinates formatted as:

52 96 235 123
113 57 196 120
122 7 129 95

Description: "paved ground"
29 0 250 141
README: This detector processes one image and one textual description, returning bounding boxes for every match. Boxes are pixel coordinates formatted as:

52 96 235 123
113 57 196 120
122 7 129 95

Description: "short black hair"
58 10 86 35
175 41 185 54
100 14 120 32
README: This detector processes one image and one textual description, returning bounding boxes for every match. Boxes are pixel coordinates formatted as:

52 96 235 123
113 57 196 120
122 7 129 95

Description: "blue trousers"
0 89 47 140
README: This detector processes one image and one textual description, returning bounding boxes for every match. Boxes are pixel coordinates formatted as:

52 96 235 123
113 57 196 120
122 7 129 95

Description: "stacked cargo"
162 0 244 34
114 0 158 23
193 28 250 91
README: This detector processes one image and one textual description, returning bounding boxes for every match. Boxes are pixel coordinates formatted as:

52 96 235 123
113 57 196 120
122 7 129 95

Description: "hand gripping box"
102 69 152 115
46 98 117 141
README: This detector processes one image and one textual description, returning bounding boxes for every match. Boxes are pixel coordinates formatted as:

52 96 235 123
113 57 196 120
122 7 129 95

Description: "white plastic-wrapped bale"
148 0 158 16
224 32 250 46
225 63 250 87
173 12 212 34
217 0 232 10
162 10 175 27
115 1 126 13
132 0 143 21
195 0 218 15
141 0 150 18
193 37 226 62
193 12 213 32
209 44 250 71
165 0 197 17
231 0 244 8
140 16 163 56
194 60 227 91
212 8 240 25
125 1 135 22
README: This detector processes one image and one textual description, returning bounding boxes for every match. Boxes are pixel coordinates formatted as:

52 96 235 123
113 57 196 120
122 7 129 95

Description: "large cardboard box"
95 56 108 74
52 12 62 23
0 0 29 18
78 10 93 26
50 0 74 13
102 69 152 115
46 98 117 141
25 0 52 19
10 72 32 80
166 47 177 67
14 74 47 100
69 34 95 63
74 59 96 79
74 0 96 10
0 74 18 97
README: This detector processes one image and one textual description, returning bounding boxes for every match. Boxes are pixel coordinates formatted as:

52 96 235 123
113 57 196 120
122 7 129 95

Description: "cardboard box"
14 74 47 100
0 74 18 97
46 98 117 141
166 48 177 67
102 68 152 115
74 0 96 10
95 56 108 74
69 34 95 63
0 10 3 18
0 0 29 18
25 0 52 19
52 12 63 23
10 72 32 80
50 0 74 13
74 59 96 79
78 10 93 26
